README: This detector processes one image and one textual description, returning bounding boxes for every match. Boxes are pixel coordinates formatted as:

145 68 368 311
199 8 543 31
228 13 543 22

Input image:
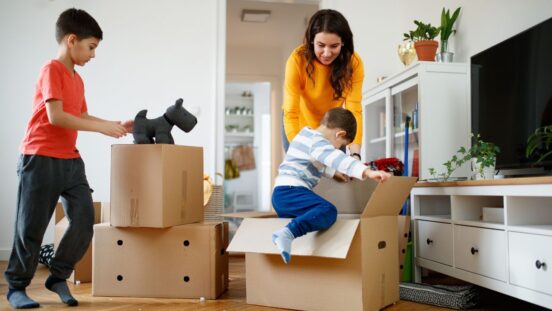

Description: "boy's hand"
333 171 351 183
99 121 128 138
121 120 134 133
364 169 392 182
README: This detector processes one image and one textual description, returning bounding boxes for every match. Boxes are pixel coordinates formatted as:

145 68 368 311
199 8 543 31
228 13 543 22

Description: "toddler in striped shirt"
271 107 391 264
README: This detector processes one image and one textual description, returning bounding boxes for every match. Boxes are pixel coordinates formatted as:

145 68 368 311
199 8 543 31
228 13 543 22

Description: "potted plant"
428 133 500 181
437 7 461 62
403 20 440 61
526 124 552 163
469 133 500 180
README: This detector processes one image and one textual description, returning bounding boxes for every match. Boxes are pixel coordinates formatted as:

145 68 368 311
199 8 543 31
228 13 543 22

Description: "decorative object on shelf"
526 124 552 163
398 42 417 66
133 98 197 144
224 158 240 179
436 7 461 63
241 90 253 97
428 133 500 181
368 157 404 176
469 133 500 180
403 20 440 61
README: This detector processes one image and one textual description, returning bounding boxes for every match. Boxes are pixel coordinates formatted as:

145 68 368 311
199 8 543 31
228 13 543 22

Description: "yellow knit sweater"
283 45 365 145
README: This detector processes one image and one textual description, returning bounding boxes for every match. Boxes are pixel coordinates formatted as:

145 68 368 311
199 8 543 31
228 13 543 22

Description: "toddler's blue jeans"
272 185 337 238
4 154 95 290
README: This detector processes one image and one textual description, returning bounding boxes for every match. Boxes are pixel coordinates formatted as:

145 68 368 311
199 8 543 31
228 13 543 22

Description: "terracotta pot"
414 40 438 61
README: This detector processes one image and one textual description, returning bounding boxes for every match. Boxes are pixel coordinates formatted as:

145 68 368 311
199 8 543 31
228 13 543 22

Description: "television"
471 17 552 177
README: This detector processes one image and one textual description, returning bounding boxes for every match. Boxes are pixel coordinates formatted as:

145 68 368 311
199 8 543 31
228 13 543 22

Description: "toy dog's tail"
135 109 148 120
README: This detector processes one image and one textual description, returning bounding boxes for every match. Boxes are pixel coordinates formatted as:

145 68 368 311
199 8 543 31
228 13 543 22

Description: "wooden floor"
0 256 547 310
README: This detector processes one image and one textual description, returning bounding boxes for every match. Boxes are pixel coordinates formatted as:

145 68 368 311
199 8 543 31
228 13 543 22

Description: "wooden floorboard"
0 256 547 310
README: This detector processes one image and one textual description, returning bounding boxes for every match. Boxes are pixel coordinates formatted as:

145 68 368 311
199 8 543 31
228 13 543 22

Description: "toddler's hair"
320 107 357 142
56 8 103 43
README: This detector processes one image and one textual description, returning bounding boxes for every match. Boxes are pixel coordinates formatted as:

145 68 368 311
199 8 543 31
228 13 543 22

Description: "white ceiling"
227 0 319 49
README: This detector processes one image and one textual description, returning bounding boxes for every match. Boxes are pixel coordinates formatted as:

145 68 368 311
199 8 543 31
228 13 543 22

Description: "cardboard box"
92 222 229 299
54 202 104 284
110 144 203 228
227 176 416 311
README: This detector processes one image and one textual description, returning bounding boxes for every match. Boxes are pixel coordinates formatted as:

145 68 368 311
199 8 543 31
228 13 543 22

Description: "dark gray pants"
4 154 94 289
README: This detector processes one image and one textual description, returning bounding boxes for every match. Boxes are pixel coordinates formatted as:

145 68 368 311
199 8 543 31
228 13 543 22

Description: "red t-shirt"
20 60 88 159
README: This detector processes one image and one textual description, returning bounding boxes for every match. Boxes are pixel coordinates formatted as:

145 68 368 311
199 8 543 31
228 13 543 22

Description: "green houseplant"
437 7 461 62
403 20 440 61
526 124 552 163
428 133 500 181
469 134 500 179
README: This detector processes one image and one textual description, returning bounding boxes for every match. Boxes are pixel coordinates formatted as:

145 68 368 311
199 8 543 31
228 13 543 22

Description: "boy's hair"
56 8 103 43
320 107 357 142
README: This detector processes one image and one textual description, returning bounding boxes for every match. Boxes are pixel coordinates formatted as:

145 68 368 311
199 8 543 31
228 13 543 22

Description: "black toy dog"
133 98 197 144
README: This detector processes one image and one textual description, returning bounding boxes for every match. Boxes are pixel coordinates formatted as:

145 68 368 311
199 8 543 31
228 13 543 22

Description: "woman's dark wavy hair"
301 9 354 100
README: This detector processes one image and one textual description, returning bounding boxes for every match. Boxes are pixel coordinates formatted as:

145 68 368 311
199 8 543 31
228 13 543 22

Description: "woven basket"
204 185 224 222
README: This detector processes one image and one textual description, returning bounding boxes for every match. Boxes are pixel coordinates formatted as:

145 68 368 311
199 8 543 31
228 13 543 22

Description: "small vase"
471 158 495 180
398 42 417 66
436 40 454 62
436 52 454 62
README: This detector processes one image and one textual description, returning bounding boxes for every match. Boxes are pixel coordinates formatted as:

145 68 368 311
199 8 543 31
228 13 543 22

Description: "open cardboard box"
227 176 416 311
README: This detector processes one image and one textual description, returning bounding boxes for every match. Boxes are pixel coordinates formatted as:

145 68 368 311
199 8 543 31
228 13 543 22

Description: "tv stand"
411 177 552 309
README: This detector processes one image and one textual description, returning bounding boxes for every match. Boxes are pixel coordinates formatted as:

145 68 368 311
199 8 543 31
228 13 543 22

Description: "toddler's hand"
366 170 392 182
333 171 351 183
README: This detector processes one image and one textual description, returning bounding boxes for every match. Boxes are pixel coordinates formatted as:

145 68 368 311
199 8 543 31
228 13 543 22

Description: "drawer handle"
470 247 479 255
536 260 546 269
426 238 433 245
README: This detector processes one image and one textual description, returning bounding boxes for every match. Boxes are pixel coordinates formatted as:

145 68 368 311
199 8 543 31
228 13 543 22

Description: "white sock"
271 227 294 264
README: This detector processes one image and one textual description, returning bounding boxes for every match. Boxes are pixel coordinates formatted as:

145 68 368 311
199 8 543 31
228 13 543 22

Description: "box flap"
221 211 277 218
361 176 417 218
227 218 359 259
314 178 378 214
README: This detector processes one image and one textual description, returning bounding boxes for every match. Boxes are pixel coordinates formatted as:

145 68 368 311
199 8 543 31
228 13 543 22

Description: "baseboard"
0 248 11 261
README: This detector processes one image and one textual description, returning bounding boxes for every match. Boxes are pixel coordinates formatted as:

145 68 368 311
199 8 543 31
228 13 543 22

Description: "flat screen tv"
471 16 552 176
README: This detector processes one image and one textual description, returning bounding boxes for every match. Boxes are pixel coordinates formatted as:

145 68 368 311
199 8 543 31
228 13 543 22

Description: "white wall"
323 0 552 90
0 0 223 260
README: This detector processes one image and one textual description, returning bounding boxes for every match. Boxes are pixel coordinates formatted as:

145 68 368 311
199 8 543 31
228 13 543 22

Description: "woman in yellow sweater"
282 9 364 161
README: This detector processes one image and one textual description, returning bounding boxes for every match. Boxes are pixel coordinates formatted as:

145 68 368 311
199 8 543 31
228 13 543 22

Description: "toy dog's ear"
175 98 183 108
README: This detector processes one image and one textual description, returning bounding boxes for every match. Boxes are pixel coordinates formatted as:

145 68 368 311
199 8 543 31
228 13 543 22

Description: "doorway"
224 0 319 215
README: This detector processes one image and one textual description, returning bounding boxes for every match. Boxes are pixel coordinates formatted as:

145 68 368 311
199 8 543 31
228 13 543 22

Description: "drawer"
416 220 452 266
454 225 507 281
509 232 552 295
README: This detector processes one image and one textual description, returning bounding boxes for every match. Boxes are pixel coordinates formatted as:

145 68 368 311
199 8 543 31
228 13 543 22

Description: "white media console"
411 177 552 309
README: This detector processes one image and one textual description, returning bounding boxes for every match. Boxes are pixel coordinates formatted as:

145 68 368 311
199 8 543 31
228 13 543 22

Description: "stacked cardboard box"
92 144 228 299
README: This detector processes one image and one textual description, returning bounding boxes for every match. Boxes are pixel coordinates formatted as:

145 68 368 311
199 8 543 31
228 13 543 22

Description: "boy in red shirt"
4 8 132 309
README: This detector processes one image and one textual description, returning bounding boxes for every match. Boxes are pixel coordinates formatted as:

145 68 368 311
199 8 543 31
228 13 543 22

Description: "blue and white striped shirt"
275 127 367 189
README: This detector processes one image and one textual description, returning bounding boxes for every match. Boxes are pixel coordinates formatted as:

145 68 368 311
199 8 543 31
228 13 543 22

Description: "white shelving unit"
411 177 552 309
224 94 254 144
362 62 470 180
